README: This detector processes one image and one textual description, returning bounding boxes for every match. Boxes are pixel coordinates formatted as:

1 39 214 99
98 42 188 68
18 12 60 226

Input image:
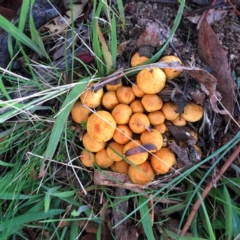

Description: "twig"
180 143 240 236
227 0 240 16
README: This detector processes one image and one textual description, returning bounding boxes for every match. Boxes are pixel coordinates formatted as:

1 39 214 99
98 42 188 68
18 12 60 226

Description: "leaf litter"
1 0 240 239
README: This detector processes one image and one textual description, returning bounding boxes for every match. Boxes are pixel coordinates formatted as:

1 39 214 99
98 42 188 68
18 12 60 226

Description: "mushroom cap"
141 94 163 112
116 86 135 105
112 104 133 125
159 55 182 80
123 140 148 165
140 129 163 152
132 84 145 98
87 110 116 142
129 113 150 134
105 79 123 91
148 111 165 125
113 124 133 145
95 149 114 168
102 91 119 110
136 68 166 94
182 103 203 122
80 150 95 167
131 52 150 67
71 101 91 124
107 141 124 162
130 100 145 113
82 132 106 152
111 160 130 174
172 115 187 126
153 123 168 134
80 82 104 108
128 161 154 185
151 147 176 174
161 102 179 121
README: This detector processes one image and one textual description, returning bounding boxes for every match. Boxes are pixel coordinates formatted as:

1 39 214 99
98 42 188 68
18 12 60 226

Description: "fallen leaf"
167 125 197 144
137 21 170 48
198 16 236 119
0 6 17 21
186 9 227 26
125 144 157 156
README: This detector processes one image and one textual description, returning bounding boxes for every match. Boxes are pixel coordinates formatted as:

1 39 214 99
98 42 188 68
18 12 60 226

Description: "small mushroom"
148 111 165 125
105 79 123 91
140 129 163 152
82 132 106 152
128 161 155 185
107 141 124 162
159 55 182 80
130 100 145 113
112 104 133 124
123 140 148 165
136 68 166 94
116 86 135 105
182 103 203 122
172 115 187 126
153 123 168 134
87 110 116 142
102 91 119 110
131 52 150 67
113 124 133 145
95 149 114 168
80 82 104 108
141 94 163 112
80 150 95 167
161 102 179 121
111 160 130 174
129 112 150 134
71 101 91 124
151 147 177 174
132 84 145 98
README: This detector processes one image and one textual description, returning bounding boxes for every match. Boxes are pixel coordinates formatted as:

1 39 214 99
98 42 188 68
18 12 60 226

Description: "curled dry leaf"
137 21 170 48
125 143 158 156
186 9 227 26
198 16 236 119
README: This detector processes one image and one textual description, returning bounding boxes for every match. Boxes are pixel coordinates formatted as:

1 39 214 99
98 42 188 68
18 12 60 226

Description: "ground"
0 0 240 239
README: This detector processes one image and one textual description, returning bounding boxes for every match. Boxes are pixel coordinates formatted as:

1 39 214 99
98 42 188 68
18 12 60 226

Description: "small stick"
180 143 240 236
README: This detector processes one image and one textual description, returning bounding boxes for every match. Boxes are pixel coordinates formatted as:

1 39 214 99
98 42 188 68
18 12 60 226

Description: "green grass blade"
0 210 65 234
111 14 117 69
197 192 215 240
139 195 155 240
43 80 89 160
70 220 78 240
232 210 240 238
92 1 104 76
18 0 29 31
116 0 126 26
0 16 46 58
223 185 233 240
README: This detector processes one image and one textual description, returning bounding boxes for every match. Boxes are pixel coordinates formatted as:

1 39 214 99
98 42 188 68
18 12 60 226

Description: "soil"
119 0 240 76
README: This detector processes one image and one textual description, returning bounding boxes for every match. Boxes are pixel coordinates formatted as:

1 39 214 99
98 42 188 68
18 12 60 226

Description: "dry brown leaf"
125 144 157 156
198 16 236 119
136 21 170 48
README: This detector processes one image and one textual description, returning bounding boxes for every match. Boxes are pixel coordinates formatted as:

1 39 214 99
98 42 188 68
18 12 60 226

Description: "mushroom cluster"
71 55 204 185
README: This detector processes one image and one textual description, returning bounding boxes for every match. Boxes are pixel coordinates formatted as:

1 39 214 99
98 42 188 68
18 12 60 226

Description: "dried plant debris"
168 141 201 166
198 16 236 120
167 125 197 144
112 188 138 240
136 21 171 48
